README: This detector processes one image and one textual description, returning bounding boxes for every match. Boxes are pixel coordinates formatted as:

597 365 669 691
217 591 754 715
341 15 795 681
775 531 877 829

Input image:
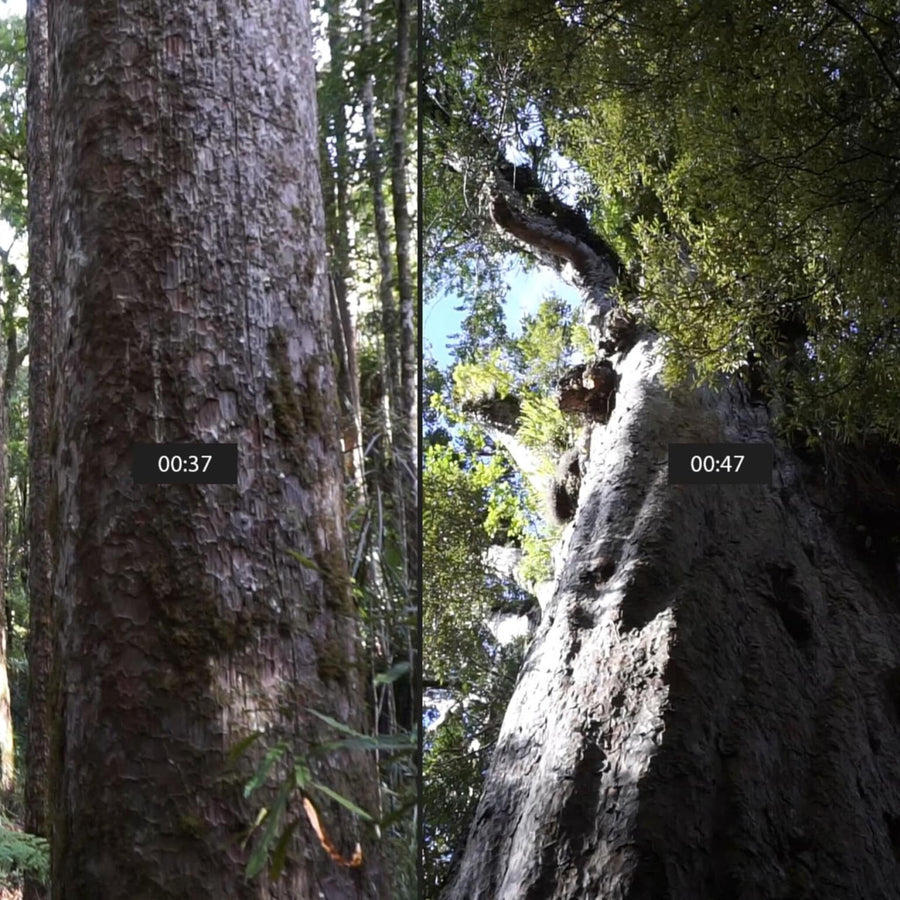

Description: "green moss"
177 814 210 838
267 327 303 443
300 357 327 437
316 635 351 685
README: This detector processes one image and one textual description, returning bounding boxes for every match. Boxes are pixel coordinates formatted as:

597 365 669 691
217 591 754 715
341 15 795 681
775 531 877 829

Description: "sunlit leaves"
485 0 900 442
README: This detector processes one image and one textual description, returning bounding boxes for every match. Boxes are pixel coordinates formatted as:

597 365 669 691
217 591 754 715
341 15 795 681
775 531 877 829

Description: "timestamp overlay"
132 443 238 485
668 443 773 485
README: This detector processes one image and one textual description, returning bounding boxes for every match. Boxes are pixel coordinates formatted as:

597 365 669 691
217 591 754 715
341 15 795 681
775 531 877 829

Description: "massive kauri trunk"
444 169 900 899
47 2 383 897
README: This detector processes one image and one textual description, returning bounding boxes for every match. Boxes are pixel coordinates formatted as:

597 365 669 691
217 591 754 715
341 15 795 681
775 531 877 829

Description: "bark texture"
444 166 900 900
24 1 53 897
446 335 900 900
47 2 383 897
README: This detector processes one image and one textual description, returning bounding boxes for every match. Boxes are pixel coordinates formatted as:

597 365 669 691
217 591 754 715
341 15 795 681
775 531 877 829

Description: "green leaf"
246 775 293 878
306 708 365 737
374 660 410 684
269 819 299 880
228 730 264 764
243 742 286 798
308 782 375 822
294 760 311 788
314 733 417 754
286 549 324 573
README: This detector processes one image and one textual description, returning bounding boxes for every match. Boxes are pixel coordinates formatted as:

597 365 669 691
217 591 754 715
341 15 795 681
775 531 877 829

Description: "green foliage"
451 348 516 409
516 391 569 457
0 825 49 887
447 296 580 453
496 0 900 443
518 530 555 584
516 295 576 375
423 639 525 895
234 711 415 883
423 444 506 684
0 16 25 235
422 708 482 892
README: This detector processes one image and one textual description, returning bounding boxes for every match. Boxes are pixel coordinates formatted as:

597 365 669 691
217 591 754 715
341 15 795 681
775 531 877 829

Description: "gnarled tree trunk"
444 168 900 900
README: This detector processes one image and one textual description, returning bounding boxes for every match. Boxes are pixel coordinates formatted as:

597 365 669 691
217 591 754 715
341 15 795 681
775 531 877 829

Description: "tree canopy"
428 0 900 444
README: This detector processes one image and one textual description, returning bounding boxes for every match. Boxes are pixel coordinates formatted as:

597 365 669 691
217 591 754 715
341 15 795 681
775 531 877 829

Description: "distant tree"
0 12 28 798
317 0 418 889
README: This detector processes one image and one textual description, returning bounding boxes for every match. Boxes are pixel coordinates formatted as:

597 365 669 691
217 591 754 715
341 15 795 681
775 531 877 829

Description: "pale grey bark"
322 0 366 496
47 2 384 896
390 0 418 588
444 168 900 900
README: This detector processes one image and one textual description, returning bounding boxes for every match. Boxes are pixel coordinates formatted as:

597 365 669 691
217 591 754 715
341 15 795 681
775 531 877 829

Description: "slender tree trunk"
359 0 399 412
389 0 418 593
24 1 52 897
0 318 21 795
359 0 408 573
322 0 366 496
46 2 383 896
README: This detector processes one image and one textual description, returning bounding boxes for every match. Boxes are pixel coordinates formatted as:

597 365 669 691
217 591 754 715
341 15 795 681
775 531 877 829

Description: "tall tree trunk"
359 0 410 589
46 2 383 896
443 171 900 900
359 0 399 410
24 1 52 897
0 317 21 795
389 0 418 590
322 0 366 496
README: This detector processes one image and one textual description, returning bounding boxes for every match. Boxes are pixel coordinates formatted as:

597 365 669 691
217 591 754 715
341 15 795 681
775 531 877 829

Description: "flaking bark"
46 2 384 896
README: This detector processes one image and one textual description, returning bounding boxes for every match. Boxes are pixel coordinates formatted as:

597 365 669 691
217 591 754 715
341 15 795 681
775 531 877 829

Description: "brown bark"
24 1 52 897
47 2 383 897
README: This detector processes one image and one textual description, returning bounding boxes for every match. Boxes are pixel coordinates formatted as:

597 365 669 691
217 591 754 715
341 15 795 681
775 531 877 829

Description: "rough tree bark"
46 1 384 897
24 1 52 897
443 167 900 900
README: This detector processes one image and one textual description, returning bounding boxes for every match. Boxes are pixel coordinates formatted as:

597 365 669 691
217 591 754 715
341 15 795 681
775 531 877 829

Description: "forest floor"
0 887 21 899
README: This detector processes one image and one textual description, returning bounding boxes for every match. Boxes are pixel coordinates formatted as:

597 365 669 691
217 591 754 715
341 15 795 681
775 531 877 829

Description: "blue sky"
425 259 581 370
